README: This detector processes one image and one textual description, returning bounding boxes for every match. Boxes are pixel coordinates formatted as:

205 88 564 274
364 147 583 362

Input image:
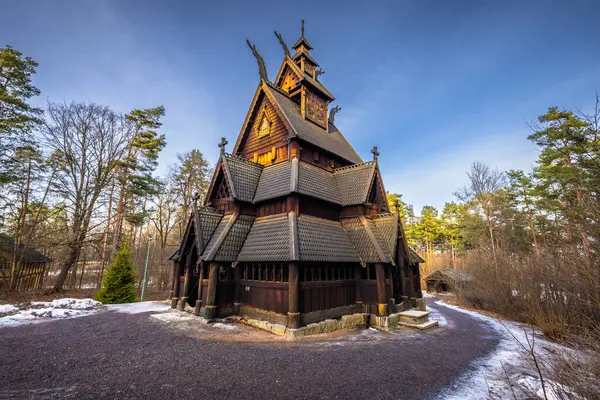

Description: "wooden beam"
194 261 205 316
233 263 242 315
204 262 219 319
288 262 300 329
375 263 388 316
170 260 179 308
354 265 363 312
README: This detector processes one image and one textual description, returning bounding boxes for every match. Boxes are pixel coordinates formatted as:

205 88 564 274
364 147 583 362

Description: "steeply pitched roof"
213 214 255 262
264 82 362 164
201 214 234 261
196 210 223 251
409 248 425 264
297 161 341 204
340 216 393 265
237 213 290 262
333 162 376 206
297 215 359 262
340 218 382 264
253 160 292 203
221 154 263 203
372 213 398 257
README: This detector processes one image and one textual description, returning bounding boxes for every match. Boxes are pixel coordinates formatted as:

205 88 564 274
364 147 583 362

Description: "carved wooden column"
288 262 300 329
375 263 388 316
354 265 363 313
194 261 205 316
204 262 219 319
233 263 242 315
170 260 180 308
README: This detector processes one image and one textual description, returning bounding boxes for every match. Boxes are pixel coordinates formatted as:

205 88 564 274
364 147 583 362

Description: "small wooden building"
169 23 424 329
425 269 473 293
0 237 51 291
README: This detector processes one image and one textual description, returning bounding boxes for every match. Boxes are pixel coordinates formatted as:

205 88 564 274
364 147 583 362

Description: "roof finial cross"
301 20 305 38
218 137 228 154
371 145 379 162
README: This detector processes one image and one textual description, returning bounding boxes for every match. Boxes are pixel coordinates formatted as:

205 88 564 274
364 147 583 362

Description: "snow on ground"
0 299 101 327
0 304 18 314
32 298 101 309
434 300 573 400
0 299 170 327
212 322 240 331
426 305 448 327
150 311 198 323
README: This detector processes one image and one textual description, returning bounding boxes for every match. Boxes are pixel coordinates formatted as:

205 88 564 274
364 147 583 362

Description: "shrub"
95 243 136 304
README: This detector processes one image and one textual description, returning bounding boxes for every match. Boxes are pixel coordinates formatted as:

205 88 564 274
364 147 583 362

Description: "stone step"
399 320 439 330
398 309 431 325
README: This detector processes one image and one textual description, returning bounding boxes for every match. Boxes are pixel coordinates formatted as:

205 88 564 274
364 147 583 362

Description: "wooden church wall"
239 94 290 162
299 142 352 170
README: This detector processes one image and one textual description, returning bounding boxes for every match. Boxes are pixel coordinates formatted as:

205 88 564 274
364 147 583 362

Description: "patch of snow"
105 301 170 314
426 305 448 327
212 322 239 331
433 300 576 400
32 298 101 309
422 291 435 298
150 311 198 323
0 304 18 314
0 307 98 327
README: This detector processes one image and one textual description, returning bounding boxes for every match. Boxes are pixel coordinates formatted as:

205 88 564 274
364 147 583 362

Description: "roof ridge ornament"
246 40 269 82
371 145 379 163
218 137 228 155
329 105 341 125
274 31 290 57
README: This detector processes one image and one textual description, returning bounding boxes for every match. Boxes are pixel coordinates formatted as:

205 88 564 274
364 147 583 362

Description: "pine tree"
96 243 136 304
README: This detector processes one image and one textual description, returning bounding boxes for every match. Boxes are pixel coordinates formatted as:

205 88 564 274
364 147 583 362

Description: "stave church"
168 22 426 330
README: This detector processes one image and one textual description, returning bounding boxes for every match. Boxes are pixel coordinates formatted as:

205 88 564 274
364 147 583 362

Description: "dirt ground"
0 298 501 400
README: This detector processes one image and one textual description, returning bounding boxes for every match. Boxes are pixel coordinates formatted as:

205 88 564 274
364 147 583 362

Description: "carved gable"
304 90 328 128
208 164 232 203
278 67 300 94
366 169 389 215
238 92 290 161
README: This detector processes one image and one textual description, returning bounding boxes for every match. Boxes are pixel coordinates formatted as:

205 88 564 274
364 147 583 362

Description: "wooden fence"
0 262 47 291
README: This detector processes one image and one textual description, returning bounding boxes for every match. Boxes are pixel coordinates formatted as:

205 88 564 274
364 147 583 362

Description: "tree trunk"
98 180 116 288
54 244 81 291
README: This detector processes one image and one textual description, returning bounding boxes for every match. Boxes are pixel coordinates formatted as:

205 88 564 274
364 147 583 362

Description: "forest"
0 45 212 297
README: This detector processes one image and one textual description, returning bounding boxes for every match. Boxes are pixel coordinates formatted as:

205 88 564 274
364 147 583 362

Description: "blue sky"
3 0 599 213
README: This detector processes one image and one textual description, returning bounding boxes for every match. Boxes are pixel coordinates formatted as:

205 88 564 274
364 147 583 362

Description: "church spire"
291 20 318 77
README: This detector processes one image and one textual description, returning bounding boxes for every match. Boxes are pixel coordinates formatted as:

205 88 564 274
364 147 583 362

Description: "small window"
313 151 319 162
258 114 270 138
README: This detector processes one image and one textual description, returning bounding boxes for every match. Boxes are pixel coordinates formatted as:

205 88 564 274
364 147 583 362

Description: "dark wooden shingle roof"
297 215 359 262
221 155 263 203
333 162 376 206
237 214 291 262
297 161 341 204
253 160 292 203
264 82 362 164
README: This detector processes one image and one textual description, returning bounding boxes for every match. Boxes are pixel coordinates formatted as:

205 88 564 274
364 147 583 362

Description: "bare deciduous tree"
454 161 506 256
43 102 131 291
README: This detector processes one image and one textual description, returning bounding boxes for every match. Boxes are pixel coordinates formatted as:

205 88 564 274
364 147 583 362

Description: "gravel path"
0 299 500 400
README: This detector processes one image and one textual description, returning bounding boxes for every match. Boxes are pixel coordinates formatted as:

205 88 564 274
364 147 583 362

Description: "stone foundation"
242 313 366 338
